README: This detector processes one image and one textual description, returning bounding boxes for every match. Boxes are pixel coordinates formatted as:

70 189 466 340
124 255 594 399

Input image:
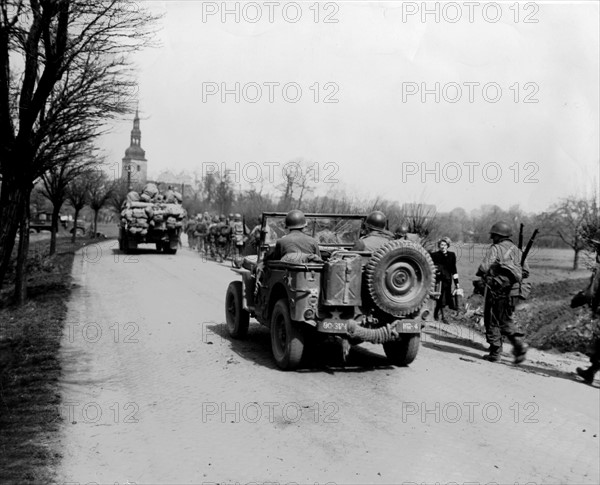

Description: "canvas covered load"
120 183 185 235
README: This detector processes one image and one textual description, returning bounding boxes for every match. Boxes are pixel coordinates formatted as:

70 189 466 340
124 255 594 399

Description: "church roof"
125 145 146 159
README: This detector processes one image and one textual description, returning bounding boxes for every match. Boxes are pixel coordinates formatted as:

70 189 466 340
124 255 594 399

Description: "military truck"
118 201 184 254
224 212 436 370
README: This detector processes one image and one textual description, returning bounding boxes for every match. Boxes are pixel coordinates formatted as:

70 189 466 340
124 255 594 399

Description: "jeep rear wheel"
270 299 304 370
225 281 249 339
365 240 435 317
383 334 420 366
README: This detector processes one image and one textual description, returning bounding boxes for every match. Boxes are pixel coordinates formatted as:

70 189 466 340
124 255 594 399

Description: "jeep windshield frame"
257 212 367 262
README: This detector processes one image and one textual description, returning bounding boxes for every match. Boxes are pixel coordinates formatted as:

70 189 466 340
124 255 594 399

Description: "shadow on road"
423 331 594 386
204 322 396 373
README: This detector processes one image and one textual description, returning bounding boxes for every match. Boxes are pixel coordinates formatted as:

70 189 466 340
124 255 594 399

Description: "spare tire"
365 240 435 317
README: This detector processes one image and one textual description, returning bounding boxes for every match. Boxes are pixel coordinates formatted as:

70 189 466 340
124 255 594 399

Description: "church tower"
121 109 148 185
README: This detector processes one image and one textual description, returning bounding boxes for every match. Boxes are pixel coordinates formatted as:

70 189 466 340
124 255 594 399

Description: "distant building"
121 109 147 185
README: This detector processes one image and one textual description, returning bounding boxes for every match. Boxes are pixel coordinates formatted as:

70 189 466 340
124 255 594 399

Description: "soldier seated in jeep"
225 212 436 371
265 210 322 264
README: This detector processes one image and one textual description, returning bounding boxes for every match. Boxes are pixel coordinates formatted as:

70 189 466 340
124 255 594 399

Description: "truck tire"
383 334 420 366
365 240 435 317
225 281 250 339
270 299 304 370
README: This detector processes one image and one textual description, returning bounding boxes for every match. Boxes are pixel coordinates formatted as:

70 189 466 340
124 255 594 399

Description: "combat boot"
483 345 502 362
511 336 528 364
576 367 596 384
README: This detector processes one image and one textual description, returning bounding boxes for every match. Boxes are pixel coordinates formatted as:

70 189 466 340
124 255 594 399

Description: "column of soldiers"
183 212 250 264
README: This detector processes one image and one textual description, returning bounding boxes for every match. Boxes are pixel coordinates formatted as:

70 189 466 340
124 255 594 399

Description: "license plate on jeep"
398 321 420 333
319 321 347 333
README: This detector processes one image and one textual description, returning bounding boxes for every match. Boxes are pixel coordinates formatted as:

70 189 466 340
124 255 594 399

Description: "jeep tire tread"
365 240 435 317
383 334 420 366
225 281 250 339
270 299 304 370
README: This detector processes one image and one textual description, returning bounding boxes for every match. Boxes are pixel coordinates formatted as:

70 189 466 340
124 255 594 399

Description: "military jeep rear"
224 212 436 370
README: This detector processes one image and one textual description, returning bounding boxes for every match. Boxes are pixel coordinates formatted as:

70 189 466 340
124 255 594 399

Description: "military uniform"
477 238 530 361
268 230 321 263
352 230 393 252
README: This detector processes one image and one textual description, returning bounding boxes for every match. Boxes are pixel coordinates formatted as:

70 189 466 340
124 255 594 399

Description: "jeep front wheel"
225 281 249 339
383 334 420 366
270 299 304 370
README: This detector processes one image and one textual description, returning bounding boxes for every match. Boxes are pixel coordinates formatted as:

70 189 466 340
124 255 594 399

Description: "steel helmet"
366 211 386 231
490 221 512 237
219 214 226 221
234 213 241 221
285 209 307 229
395 224 409 236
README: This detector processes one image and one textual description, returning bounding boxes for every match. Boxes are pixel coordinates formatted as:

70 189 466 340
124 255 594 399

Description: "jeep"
224 212 436 370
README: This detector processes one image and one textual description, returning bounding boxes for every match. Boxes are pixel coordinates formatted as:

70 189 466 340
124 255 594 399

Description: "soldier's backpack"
194 221 208 237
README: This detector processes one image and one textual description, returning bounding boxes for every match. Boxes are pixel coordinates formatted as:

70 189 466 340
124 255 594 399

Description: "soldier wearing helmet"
266 209 321 263
231 213 247 265
352 211 394 252
476 221 530 364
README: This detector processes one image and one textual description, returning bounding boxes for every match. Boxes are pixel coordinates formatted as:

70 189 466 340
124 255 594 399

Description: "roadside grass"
0 233 114 484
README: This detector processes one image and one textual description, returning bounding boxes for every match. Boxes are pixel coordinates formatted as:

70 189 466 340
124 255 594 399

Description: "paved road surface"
55 241 600 484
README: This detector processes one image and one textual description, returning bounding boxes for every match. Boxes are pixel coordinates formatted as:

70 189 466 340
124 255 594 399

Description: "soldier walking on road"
185 217 197 250
476 221 530 364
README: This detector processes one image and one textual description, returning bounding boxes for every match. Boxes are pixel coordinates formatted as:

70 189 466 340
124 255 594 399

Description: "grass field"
447 243 594 286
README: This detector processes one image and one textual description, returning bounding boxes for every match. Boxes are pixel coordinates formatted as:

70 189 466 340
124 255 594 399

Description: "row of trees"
177 162 599 270
0 0 159 303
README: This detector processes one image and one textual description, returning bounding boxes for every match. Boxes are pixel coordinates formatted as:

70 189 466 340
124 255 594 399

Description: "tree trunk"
50 203 62 255
72 209 80 243
14 195 31 305
573 248 580 270
0 183 30 291
93 209 99 238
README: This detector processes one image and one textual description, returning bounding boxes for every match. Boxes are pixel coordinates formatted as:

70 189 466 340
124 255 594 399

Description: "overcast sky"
100 1 599 213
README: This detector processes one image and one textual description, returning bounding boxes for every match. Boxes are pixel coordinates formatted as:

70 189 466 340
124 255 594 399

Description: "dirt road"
55 241 599 484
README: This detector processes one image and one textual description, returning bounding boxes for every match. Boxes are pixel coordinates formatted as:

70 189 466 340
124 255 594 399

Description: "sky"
100 1 600 214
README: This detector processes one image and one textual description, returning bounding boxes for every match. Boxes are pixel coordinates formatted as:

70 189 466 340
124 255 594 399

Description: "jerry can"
322 252 362 305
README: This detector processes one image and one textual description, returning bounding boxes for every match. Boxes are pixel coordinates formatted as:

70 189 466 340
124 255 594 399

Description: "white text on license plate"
323 321 346 331
400 321 420 332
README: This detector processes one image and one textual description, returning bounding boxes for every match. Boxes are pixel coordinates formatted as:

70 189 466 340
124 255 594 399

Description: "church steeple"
122 107 148 185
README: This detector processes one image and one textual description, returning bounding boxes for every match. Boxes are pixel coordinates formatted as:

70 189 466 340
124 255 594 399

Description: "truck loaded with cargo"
118 183 185 254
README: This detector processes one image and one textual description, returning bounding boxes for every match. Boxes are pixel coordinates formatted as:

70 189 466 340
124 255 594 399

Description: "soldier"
207 216 219 259
352 211 394 251
194 214 209 254
185 216 197 250
476 221 530 364
266 210 321 263
230 213 247 264
215 214 231 263
394 224 409 240
431 237 460 324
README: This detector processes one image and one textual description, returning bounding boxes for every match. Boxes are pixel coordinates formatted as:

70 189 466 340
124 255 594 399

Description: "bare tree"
0 0 159 290
275 159 316 211
547 196 598 270
40 150 96 254
66 173 89 244
87 170 113 237
107 178 130 216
